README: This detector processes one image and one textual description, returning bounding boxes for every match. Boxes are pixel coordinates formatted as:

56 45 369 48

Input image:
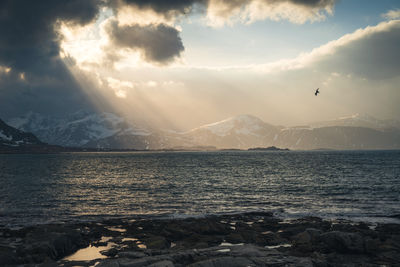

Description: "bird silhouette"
315 88 320 96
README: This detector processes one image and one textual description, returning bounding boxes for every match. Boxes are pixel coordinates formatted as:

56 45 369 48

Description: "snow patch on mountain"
0 130 12 141
310 113 400 130
188 114 265 137
0 118 43 147
7 111 151 147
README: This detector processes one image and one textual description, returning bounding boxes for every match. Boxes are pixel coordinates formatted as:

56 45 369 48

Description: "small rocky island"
248 146 290 151
1 212 399 266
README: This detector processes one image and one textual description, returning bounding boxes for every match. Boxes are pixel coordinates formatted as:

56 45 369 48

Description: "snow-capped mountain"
7 111 151 147
6 112 400 150
181 114 400 150
310 113 400 130
273 126 400 150
184 114 280 149
189 114 270 136
0 118 44 148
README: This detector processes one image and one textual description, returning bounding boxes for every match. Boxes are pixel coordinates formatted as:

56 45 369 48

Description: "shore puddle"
63 237 115 261
217 248 231 253
137 242 147 249
106 226 126 233
265 243 292 249
219 242 244 246
261 231 273 235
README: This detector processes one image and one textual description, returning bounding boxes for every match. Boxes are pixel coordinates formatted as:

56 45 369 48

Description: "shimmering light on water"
0 151 399 226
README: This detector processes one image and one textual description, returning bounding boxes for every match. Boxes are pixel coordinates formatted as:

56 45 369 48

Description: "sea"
1 150 399 227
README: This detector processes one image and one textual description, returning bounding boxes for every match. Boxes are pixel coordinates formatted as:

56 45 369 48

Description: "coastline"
1 212 399 266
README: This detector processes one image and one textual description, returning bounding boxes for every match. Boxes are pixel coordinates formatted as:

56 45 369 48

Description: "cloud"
308 20 400 80
0 0 103 117
205 0 336 26
0 0 100 76
228 19 400 81
111 0 205 21
111 0 335 26
0 0 339 120
104 19 184 65
382 9 400 20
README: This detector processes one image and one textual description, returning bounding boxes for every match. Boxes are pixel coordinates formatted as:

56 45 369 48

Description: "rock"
96 259 120 267
225 232 245 244
234 230 257 243
180 233 221 249
144 236 170 250
375 223 400 235
293 228 323 252
148 260 175 267
230 244 266 257
187 256 254 267
376 250 400 264
364 237 381 254
101 247 119 257
118 257 149 267
319 231 365 253
118 251 147 259
194 219 230 235
258 231 286 246
0 246 18 265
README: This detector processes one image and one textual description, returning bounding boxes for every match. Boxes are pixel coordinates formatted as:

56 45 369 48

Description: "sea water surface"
0 150 399 226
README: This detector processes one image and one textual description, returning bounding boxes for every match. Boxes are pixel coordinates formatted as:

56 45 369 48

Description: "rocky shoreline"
1 212 399 266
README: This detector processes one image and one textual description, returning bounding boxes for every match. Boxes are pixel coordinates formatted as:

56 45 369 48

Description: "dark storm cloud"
117 0 206 14
106 20 184 64
0 0 101 75
114 0 335 12
0 0 103 118
0 0 338 119
290 0 335 7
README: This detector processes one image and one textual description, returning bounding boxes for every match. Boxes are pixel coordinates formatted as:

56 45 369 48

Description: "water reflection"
0 151 399 226
63 236 114 261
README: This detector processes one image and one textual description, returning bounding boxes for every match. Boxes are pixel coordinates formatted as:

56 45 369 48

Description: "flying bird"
315 88 320 96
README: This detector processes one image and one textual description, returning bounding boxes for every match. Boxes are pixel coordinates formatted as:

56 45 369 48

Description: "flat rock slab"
0 213 399 266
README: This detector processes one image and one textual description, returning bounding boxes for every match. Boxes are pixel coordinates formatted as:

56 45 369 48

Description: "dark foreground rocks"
0 212 399 266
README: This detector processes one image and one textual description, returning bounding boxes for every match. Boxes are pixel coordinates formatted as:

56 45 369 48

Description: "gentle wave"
1 150 399 226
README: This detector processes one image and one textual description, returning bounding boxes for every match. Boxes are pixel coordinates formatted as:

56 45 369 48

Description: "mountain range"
3 112 400 151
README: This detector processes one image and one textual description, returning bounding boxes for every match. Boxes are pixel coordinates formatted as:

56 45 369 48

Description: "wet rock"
179 233 222 249
2 213 400 266
148 260 175 267
376 250 400 264
193 219 230 236
118 257 152 267
118 251 147 259
0 245 18 265
19 231 87 262
101 247 119 257
319 231 365 253
225 232 245 244
376 223 400 236
231 244 267 257
187 256 254 267
293 228 323 252
144 236 169 250
260 231 286 246
364 237 381 254
161 221 191 240
96 259 120 267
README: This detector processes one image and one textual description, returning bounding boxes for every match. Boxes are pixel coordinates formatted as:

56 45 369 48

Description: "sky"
0 0 399 130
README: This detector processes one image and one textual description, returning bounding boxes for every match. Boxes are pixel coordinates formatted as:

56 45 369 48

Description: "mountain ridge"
6 112 400 150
